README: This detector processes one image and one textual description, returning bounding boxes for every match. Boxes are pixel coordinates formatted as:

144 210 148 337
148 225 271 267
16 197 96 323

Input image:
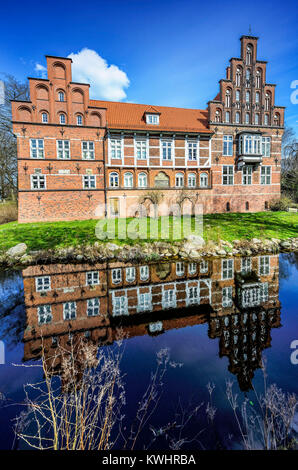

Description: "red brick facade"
11 35 285 223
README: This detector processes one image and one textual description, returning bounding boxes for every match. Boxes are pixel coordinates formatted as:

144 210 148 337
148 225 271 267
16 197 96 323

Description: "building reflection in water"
22 254 281 392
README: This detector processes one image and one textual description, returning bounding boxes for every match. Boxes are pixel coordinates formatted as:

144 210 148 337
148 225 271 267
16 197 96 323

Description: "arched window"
226 202 230 212
225 111 230 123
200 173 208 188
42 112 48 123
246 201 249 210
256 69 261 88
138 172 147 188
246 45 252 65
175 172 184 187
246 90 250 103
109 172 119 188
188 173 196 188
225 89 231 107
235 112 240 124
76 114 83 126
58 91 65 102
236 67 242 87
265 92 271 111
255 114 260 125
264 114 269 125
59 113 66 125
245 113 250 124
215 109 221 123
274 113 280 126
255 91 260 103
235 90 240 101
246 68 251 81
124 172 133 188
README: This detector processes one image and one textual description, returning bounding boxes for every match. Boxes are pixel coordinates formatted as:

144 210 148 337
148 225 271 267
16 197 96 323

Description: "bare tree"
281 127 298 202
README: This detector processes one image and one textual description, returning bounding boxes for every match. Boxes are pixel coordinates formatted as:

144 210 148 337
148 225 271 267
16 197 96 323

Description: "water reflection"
21 254 281 392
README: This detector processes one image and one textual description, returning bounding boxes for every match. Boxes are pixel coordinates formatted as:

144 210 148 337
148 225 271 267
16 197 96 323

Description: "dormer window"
146 114 159 125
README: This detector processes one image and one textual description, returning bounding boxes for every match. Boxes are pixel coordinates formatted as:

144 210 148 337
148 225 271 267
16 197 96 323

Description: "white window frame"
262 137 271 157
59 113 66 125
37 305 52 325
109 172 119 188
188 173 196 188
222 259 234 280
137 291 152 312
241 257 251 274
162 289 176 309
77 114 83 126
42 112 48 123
138 172 148 188
87 298 100 317
126 267 136 283
36 276 51 292
82 141 95 160
223 135 233 156
112 268 122 284
222 165 234 185
30 139 44 159
57 140 70 159
31 174 46 190
259 256 270 275
140 265 149 281
161 139 173 160
200 172 208 187
188 141 197 161
63 301 77 320
83 175 96 189
242 166 253 185
58 91 65 102
112 295 128 316
146 114 159 125
222 286 233 308
200 260 208 273
109 137 122 160
176 261 184 276
175 172 184 188
86 271 99 286
135 139 148 160
124 172 133 188
261 166 271 185
187 285 200 306
188 262 197 275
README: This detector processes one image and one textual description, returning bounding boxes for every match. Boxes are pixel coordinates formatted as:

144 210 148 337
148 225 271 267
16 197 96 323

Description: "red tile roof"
89 100 211 133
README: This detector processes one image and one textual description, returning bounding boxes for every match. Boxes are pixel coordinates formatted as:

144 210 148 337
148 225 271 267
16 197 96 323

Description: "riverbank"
0 211 297 268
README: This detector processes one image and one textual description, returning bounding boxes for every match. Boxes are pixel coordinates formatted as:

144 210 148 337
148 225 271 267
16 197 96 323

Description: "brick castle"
11 35 285 223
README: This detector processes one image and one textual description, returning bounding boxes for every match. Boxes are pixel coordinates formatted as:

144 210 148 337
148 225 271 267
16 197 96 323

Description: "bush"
269 196 293 212
0 201 17 224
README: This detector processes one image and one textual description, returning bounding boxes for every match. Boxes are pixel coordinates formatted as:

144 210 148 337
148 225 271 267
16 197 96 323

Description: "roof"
89 100 211 133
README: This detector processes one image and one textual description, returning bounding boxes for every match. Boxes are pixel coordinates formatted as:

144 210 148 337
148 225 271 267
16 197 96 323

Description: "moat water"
0 253 297 450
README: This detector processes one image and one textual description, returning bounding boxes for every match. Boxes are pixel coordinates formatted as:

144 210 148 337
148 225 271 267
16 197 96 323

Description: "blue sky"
1 0 298 131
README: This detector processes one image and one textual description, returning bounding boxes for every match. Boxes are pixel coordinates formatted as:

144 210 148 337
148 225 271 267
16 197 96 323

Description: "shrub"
269 196 292 212
0 201 17 224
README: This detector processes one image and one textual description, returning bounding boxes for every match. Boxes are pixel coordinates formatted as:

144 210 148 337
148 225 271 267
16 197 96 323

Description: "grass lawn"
0 211 297 252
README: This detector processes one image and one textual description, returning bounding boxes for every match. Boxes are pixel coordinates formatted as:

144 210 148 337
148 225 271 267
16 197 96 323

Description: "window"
176 261 184 276
188 263 197 275
83 175 96 189
138 292 152 312
77 114 83 126
109 172 119 188
235 90 240 101
87 298 100 317
112 268 121 284
222 165 234 185
112 295 128 316
246 69 251 80
246 46 252 65
138 172 147 188
246 201 249 210
149 322 163 333
188 173 196 188
161 140 172 160
140 265 149 281
259 256 270 275
222 287 233 307
235 112 240 124
261 166 271 185
31 174 46 190
225 90 231 107
59 113 66 125
188 141 197 160
58 91 65 102
262 137 271 157
126 267 136 283
36 276 51 292
246 91 250 103
256 70 261 88
86 271 99 286
226 202 230 212
162 289 176 309
187 286 200 305
265 94 270 111
37 305 52 325
242 166 253 185
264 114 269 125
57 140 70 159
42 112 48 123
200 260 208 273
63 301 77 320
136 139 147 159
30 139 44 159
146 114 159 125
222 259 234 280
200 173 208 187
245 113 250 124
255 92 260 103
241 257 251 274
239 134 261 155
223 135 233 156
110 138 122 159
255 114 259 125
82 141 94 160
175 173 184 188
225 111 230 123
236 69 241 86
124 172 133 188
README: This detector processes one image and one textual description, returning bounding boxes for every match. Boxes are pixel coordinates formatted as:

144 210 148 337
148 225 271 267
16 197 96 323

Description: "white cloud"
68 48 130 101
35 63 47 79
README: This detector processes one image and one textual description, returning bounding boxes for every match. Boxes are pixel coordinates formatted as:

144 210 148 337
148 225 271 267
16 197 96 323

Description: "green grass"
0 211 297 252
